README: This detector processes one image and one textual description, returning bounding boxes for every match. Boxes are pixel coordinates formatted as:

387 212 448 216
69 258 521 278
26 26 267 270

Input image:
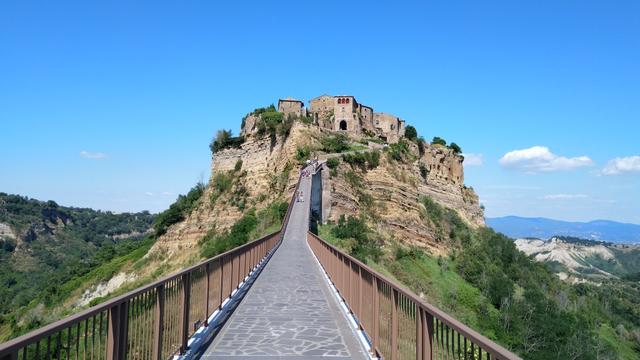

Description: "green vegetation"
319 195 640 360
326 157 340 169
154 182 204 236
342 150 380 170
386 139 413 162
404 125 418 141
0 193 157 340
449 142 462 154
210 129 244 153
268 162 293 194
321 215 381 262
200 201 288 258
253 105 293 138
295 146 311 164
210 165 249 210
430 136 463 154
432 136 447 146
320 133 350 153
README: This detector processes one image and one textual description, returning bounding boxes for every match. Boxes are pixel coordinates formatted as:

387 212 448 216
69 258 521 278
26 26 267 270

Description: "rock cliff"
153 116 484 257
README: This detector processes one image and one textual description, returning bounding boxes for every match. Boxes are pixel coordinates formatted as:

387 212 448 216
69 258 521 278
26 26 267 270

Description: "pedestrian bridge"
0 165 520 360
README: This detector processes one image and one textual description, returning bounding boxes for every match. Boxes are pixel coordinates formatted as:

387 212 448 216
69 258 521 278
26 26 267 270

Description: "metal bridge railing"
307 232 522 360
0 173 303 360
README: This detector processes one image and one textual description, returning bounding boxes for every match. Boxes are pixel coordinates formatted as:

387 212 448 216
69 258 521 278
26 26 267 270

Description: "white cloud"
161 191 173 196
542 194 588 200
80 150 108 159
602 156 640 175
499 146 593 172
145 192 154 196
463 153 483 166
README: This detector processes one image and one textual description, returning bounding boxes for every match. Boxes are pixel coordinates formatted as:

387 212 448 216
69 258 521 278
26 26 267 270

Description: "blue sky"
1 1 638 223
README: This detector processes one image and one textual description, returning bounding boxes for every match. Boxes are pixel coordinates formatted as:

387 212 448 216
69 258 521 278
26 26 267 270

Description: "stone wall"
278 99 304 117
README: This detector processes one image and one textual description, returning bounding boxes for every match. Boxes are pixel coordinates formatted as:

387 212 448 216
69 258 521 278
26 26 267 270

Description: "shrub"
321 134 350 153
432 136 446 146
342 153 366 168
326 157 340 169
449 142 462 154
155 183 204 236
200 210 257 258
299 114 314 124
387 139 411 162
365 150 381 168
332 215 381 262
210 130 244 153
200 200 288 258
278 114 294 137
213 172 232 194
296 146 311 163
234 159 243 172
405 125 418 141
344 151 381 170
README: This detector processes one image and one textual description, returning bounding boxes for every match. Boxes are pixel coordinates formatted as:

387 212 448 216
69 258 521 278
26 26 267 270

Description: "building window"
339 120 347 131
345 98 350 104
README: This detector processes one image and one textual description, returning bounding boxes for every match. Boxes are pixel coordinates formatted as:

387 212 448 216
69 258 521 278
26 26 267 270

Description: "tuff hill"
152 96 483 257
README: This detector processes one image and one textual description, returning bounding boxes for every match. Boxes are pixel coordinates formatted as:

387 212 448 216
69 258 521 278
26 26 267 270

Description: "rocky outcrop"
153 117 484 257
321 141 484 254
151 124 312 256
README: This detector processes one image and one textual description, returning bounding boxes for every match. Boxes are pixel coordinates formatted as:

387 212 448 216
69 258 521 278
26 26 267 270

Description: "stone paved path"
199 167 368 359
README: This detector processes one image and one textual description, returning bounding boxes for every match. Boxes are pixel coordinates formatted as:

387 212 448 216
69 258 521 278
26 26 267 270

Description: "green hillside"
0 193 156 341
318 198 640 359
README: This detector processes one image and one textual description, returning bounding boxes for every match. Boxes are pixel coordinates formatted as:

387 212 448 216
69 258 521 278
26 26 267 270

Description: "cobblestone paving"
200 168 368 359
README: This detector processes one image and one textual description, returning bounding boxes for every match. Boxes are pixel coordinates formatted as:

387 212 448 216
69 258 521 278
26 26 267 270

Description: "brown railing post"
424 308 434 360
417 307 423 360
358 267 363 329
204 263 211 326
152 285 165 360
372 277 380 356
179 273 191 354
219 257 224 308
392 288 399 360
107 301 128 360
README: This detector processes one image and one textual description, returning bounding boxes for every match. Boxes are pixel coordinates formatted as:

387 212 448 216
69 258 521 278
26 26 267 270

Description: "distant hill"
487 216 640 243
514 236 640 281
0 192 156 340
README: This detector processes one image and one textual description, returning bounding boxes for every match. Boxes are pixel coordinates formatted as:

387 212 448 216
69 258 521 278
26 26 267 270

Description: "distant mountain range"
486 216 640 243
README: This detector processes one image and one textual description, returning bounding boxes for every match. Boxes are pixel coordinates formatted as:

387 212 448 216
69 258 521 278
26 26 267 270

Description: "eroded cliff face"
152 121 483 258
150 124 310 257
323 141 484 255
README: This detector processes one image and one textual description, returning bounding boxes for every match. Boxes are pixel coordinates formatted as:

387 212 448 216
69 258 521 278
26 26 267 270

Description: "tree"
405 125 418 141
210 129 232 153
449 142 462 154
432 136 447 146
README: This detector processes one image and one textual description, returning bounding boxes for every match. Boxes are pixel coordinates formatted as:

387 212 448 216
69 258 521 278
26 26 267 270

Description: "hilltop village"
241 94 407 144
165 94 486 257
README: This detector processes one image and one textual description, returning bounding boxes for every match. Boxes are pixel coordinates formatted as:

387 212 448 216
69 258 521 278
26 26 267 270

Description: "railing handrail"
307 231 521 360
0 169 306 357
0 230 281 354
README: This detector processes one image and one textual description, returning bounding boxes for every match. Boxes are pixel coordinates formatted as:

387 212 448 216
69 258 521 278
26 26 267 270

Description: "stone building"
373 112 405 143
242 94 407 143
277 98 304 117
308 94 405 143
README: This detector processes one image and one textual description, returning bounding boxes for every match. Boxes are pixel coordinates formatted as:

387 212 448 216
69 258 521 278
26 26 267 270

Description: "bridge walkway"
198 166 368 359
